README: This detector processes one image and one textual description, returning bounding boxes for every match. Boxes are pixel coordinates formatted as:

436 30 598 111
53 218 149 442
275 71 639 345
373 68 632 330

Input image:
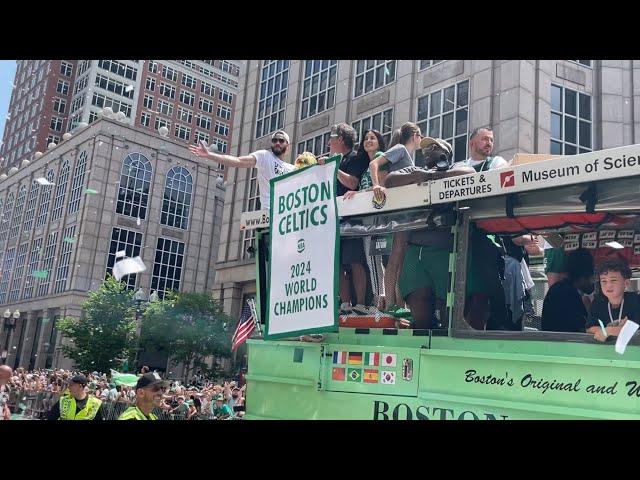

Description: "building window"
0 248 16 303
199 98 213 113
56 79 69 95
36 231 58 297
159 83 176 99
36 170 55 228
8 242 28 302
571 60 592 68
154 117 171 131
219 88 233 104
73 75 88 95
140 112 151 127
352 108 394 148
97 60 136 80
179 90 195 107
162 65 178 82
46 134 61 146
194 131 210 144
116 153 152 220
148 61 159 74
215 121 229 137
300 60 337 120
216 104 231 121
157 99 173 116
53 98 66 114
181 73 196 89
256 60 289 138
201 81 214 96
196 114 212 130
143 94 153 110
60 62 73 77
354 60 396 98
23 238 42 300
68 151 87 215
419 60 444 70
297 131 331 158
23 181 40 234
174 124 191 141
91 92 132 117
50 116 63 132
89 111 99 123
54 225 76 294
211 138 228 154
177 106 193 124
51 160 70 221
77 60 90 76
416 79 469 163
95 73 134 99
161 166 193 230
146 77 156 91
0 192 15 242
151 237 185 299
9 185 26 239
550 84 592 155
106 227 143 290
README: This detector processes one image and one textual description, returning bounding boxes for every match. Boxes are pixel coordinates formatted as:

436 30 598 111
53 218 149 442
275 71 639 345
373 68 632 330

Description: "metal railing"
5 390 235 420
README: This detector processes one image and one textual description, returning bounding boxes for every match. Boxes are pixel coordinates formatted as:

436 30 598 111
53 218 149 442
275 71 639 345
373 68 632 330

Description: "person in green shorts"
393 137 474 329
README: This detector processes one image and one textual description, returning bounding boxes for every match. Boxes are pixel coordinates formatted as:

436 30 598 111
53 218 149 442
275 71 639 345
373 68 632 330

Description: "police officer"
118 372 167 420
46 374 103 420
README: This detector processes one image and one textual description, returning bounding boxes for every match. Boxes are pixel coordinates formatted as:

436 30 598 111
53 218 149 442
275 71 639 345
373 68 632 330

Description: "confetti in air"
63 237 76 244
85 188 99 195
32 270 48 279
35 177 55 186
125 85 134 92
115 250 126 258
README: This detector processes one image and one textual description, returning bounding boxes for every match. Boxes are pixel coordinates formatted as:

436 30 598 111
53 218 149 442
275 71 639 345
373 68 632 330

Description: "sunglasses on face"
271 138 286 144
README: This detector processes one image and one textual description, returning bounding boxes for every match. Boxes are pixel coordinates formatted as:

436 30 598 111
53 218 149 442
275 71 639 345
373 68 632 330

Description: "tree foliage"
140 291 233 379
57 276 137 373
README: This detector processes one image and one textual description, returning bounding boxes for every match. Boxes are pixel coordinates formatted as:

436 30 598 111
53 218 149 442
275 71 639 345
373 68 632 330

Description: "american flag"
231 301 256 352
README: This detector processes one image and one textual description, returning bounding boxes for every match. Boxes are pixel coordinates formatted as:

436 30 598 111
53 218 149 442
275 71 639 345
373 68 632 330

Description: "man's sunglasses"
271 138 287 144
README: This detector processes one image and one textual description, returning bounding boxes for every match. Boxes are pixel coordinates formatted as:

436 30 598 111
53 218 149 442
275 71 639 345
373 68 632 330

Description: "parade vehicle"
241 145 640 420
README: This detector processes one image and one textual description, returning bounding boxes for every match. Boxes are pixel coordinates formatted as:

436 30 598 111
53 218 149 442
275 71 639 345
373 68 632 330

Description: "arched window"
161 166 193 229
23 180 40 233
9 185 26 238
68 151 87 215
36 169 55 228
51 160 70 221
116 153 152 219
0 192 15 242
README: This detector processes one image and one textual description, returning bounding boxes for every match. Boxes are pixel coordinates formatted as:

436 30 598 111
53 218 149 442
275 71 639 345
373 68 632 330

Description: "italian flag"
365 352 380 366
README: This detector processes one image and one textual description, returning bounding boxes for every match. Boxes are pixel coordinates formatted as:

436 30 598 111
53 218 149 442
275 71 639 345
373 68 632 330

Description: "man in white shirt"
189 130 295 210
457 127 509 172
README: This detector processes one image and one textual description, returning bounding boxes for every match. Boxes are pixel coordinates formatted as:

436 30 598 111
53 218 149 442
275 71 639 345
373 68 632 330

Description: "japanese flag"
381 353 397 367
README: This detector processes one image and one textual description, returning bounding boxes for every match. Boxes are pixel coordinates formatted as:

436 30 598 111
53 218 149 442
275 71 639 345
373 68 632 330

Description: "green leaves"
57 276 137 373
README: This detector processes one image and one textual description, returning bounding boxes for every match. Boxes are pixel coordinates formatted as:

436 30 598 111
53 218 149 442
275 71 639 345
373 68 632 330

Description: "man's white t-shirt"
251 150 295 210
462 155 509 171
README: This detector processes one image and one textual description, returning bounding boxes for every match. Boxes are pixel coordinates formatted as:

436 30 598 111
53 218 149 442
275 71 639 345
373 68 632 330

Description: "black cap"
69 374 88 385
135 372 168 390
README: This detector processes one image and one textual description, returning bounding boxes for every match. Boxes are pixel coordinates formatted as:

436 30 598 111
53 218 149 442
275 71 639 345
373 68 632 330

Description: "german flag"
363 369 379 383
348 352 363 365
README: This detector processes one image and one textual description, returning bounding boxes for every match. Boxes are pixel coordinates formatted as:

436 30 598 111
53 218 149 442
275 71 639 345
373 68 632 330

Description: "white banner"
265 157 340 338
430 145 640 204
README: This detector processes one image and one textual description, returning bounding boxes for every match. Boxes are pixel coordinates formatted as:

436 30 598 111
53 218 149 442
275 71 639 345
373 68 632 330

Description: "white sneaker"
339 303 353 315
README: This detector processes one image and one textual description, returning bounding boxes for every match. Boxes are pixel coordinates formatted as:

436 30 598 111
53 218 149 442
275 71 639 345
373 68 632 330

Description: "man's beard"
271 145 285 156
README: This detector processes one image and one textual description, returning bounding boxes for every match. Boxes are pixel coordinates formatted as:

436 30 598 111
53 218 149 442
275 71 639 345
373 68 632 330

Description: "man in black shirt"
587 258 640 341
541 248 595 332
326 123 371 314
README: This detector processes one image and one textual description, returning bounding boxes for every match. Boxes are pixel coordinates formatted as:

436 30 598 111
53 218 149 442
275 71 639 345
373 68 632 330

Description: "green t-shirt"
359 151 388 190
213 404 232 417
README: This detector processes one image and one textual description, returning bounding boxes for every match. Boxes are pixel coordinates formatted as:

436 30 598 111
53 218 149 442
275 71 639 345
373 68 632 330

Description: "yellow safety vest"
59 395 102 420
118 406 158 420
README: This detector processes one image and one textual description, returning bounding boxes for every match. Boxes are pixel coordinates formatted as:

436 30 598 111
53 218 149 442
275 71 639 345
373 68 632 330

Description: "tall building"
0 118 225 371
1 60 244 175
213 59 638 319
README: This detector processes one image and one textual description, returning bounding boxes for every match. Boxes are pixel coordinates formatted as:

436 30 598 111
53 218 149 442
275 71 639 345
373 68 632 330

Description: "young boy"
586 258 640 342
